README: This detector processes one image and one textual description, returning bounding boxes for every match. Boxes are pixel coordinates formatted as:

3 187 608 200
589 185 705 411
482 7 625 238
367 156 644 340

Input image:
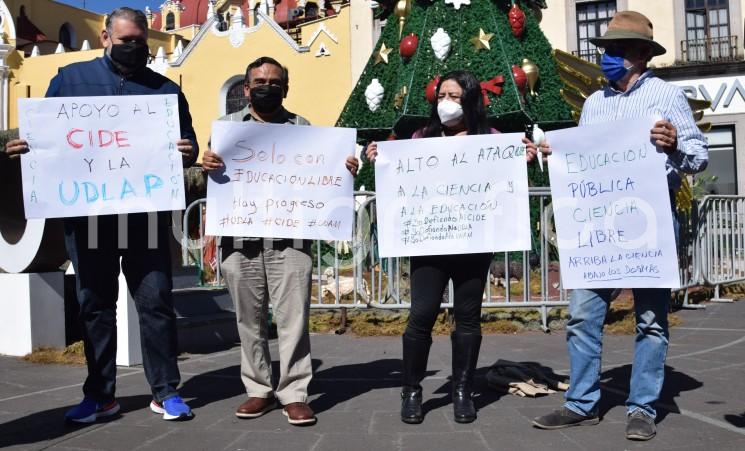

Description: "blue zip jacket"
45 55 198 167
46 54 198 233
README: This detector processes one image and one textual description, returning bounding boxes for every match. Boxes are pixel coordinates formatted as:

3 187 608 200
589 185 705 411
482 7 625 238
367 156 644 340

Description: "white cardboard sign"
206 121 356 240
19 95 185 219
546 117 680 289
375 133 531 258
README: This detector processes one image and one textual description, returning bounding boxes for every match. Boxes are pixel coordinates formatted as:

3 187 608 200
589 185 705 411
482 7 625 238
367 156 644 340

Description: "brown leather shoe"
235 397 276 418
282 402 317 425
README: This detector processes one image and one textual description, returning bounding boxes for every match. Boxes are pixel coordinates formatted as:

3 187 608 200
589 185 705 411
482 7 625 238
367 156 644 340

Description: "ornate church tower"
160 0 186 31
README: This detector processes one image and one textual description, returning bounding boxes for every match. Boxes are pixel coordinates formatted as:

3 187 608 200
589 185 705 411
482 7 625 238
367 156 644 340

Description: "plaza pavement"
1 301 745 450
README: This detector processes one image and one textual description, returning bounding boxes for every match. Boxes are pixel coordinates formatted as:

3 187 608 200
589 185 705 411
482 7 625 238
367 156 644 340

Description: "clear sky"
57 1 156 14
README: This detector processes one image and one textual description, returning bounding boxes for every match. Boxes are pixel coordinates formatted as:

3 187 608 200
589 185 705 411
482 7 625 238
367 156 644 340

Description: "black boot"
401 334 431 424
451 331 482 424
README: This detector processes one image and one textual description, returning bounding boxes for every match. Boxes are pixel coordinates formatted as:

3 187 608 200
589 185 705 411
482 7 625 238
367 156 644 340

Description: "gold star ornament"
374 43 393 65
470 28 494 52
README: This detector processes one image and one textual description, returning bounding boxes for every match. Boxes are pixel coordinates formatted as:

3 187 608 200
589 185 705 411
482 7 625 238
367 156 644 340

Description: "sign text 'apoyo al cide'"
19 94 185 219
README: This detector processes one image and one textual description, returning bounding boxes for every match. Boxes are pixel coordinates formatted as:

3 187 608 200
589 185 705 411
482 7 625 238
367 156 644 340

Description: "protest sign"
375 133 531 258
19 95 184 219
205 121 355 241
546 117 680 289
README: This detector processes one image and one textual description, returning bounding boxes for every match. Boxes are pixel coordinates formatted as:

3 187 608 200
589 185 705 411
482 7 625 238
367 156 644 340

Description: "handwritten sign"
375 133 531 258
19 95 184 219
205 121 355 240
546 117 680 289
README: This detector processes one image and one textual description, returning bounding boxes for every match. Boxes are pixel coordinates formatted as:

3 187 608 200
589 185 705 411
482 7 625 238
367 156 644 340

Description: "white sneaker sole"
282 409 317 425
150 400 193 421
67 402 121 424
235 401 277 418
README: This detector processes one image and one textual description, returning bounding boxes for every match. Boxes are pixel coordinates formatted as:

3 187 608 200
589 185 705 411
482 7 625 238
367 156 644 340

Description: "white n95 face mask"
437 99 464 126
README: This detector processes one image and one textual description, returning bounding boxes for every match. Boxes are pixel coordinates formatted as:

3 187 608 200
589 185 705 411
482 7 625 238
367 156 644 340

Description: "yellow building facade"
0 0 376 159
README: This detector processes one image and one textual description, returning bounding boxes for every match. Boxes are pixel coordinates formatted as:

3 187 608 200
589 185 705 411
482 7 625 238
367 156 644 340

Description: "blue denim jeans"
564 288 670 418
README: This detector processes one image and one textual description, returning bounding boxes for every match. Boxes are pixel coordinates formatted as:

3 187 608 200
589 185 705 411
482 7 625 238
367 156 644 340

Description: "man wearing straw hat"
529 11 708 441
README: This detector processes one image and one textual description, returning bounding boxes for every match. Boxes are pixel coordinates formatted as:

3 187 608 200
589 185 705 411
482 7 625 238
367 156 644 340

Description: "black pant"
405 253 493 340
65 214 181 403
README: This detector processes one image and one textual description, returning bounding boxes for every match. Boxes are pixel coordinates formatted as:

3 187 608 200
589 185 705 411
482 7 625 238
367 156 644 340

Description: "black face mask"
250 85 284 114
109 41 149 74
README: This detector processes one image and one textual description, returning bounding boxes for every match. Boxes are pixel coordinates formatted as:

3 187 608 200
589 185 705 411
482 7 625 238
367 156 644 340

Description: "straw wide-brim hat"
589 11 667 56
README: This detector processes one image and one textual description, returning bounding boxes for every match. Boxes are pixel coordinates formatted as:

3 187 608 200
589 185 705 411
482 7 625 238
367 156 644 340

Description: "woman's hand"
523 137 551 163
365 141 378 164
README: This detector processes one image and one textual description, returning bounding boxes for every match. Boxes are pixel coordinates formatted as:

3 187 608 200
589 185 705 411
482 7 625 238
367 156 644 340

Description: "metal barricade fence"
181 190 745 320
694 195 745 303
181 188 569 331
358 187 568 331
674 198 704 309
181 193 378 310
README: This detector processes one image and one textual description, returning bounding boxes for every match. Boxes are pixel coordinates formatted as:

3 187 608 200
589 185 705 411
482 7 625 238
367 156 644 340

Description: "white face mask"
437 99 464 126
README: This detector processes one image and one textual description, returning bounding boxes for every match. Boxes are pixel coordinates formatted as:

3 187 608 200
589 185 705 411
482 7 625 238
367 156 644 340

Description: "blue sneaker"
150 396 193 421
65 398 120 423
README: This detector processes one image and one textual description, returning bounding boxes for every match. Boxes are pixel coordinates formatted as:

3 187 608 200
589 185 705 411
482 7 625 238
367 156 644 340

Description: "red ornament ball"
512 65 527 94
400 33 419 59
425 76 441 103
509 3 526 38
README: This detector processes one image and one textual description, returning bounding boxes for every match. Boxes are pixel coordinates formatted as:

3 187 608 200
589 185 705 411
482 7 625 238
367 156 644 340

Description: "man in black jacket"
5 7 197 423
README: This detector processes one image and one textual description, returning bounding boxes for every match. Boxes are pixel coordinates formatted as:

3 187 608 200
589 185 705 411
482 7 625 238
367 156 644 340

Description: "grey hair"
105 7 148 35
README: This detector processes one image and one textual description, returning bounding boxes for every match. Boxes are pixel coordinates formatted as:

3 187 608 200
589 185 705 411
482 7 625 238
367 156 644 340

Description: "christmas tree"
337 0 571 190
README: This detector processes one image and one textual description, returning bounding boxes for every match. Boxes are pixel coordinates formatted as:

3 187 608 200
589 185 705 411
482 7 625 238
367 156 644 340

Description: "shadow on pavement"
0 394 151 449
178 358 323 410
599 364 703 422
724 412 745 427
309 358 416 414
178 365 245 410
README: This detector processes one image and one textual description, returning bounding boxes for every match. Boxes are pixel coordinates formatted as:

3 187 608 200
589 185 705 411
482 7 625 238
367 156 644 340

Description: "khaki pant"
221 239 313 404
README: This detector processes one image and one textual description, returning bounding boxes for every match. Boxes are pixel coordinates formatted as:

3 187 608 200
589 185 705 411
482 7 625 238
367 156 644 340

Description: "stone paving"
2 301 745 450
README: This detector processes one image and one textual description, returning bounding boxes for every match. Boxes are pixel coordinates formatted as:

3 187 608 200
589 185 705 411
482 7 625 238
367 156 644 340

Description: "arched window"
225 80 248 115
59 23 76 49
165 12 175 31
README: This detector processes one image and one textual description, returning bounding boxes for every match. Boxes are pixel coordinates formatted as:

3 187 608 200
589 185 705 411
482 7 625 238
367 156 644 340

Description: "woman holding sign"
367 70 507 424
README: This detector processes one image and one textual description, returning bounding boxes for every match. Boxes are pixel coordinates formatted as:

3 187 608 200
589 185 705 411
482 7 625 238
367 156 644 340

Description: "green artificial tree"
337 0 572 191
